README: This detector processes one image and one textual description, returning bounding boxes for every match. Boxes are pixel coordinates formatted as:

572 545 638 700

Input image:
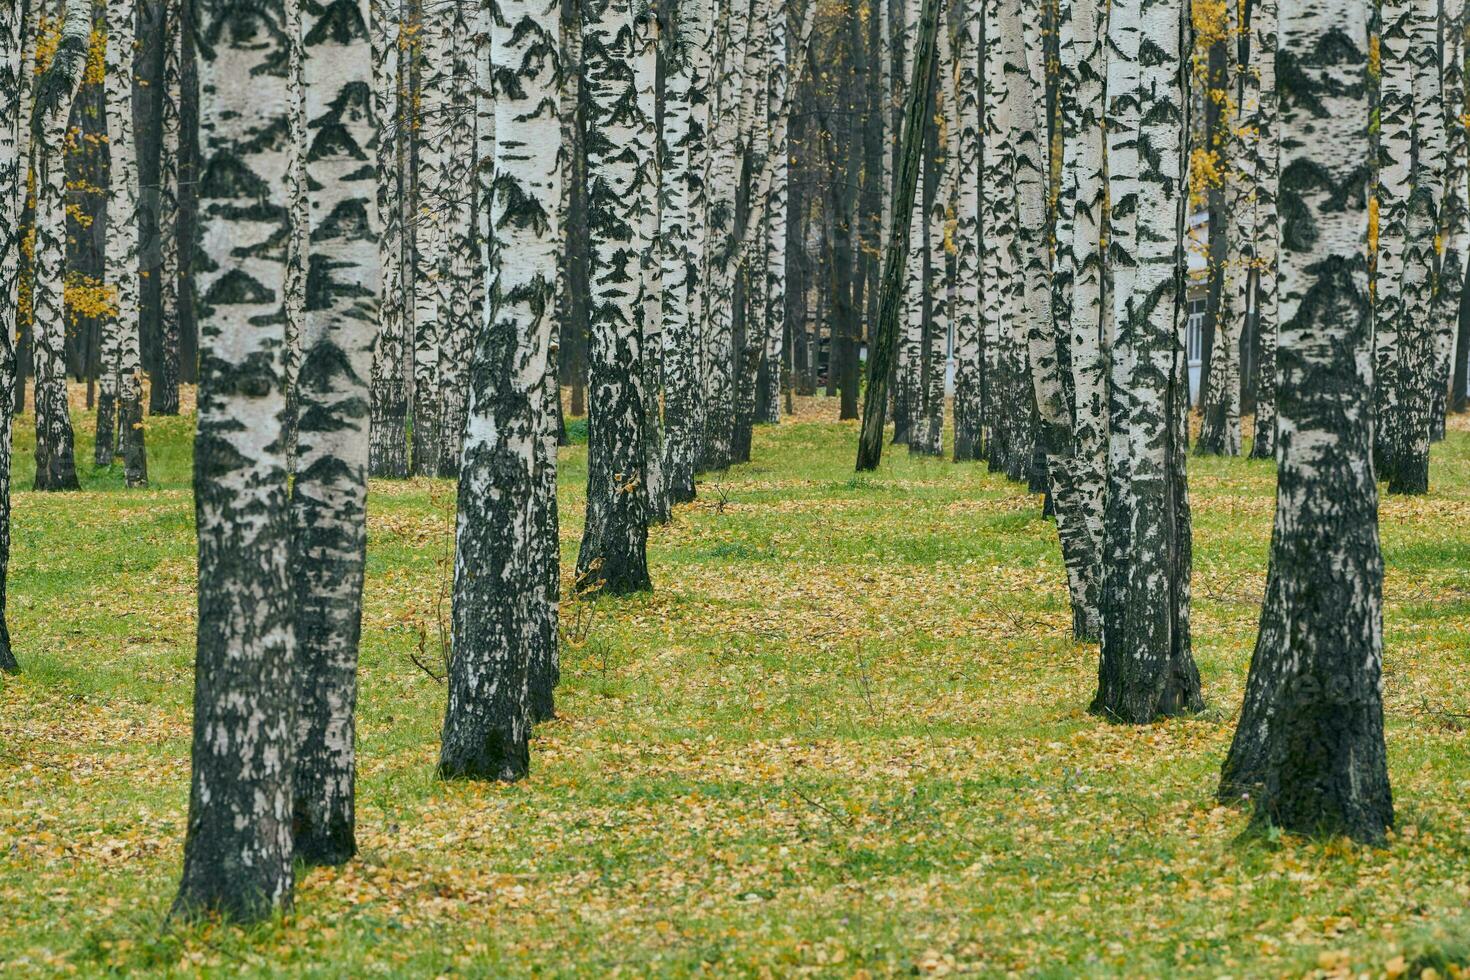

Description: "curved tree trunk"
1218 0 1391 843
439 0 561 779
290 0 379 867
1092 0 1202 723
855 0 941 470
31 0 88 493
172 0 296 923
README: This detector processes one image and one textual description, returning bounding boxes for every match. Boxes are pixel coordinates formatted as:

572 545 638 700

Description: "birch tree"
439 0 561 779
151 0 183 416
31 0 90 493
172 0 297 921
1092 0 1203 722
368 0 409 476
699 1 750 471
1196 0 1246 458
1247 0 1280 460
411 0 448 476
661 0 708 501
0 0 24 671
1377 0 1443 494
758 0 789 425
103 0 147 486
1433 0 1469 440
633 4 666 517
1218 0 1392 842
290 0 379 866
856 0 940 470
1048 0 1107 639
951 0 982 461
576 0 652 594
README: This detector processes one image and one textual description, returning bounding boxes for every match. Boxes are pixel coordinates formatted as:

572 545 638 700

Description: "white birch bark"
951 0 982 460
173 0 296 921
577 0 651 592
439 0 561 780
290 0 380 866
411 0 448 475
105 0 147 486
1093 0 1202 722
30 0 89 492
1433 0 1469 440
0 0 24 668
1218 0 1391 843
1248 0 1281 459
368 0 410 476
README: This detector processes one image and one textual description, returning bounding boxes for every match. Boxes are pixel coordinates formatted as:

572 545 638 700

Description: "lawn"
2 396 1469 977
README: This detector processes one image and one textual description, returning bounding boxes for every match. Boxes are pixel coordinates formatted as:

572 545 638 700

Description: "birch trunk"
1248 0 1281 459
368 0 409 476
699 0 750 471
290 0 379 866
577 0 651 593
284 0 307 458
436 0 475 475
662 0 709 501
893 0 921 444
0 0 23 670
31 0 88 492
1197 0 1245 457
856 0 941 470
173 0 296 922
1048 0 1107 640
1093 0 1203 722
1218 0 1392 843
1373 0 1412 483
106 0 148 486
979 0 1020 477
439 0 560 780
951 0 982 461
1433 0 1468 441
1380 0 1443 494
410 0 447 476
758 0 788 425
633 6 666 518
151 0 183 416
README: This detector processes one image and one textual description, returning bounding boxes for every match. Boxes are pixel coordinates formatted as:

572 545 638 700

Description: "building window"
1186 299 1206 365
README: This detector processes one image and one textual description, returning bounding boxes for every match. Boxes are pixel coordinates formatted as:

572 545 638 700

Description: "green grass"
3 399 1470 977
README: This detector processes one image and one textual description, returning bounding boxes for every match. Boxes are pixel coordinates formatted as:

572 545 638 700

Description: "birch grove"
0 0 1461 927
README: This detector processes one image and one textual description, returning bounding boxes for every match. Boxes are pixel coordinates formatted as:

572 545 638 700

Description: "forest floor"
2 394 1470 977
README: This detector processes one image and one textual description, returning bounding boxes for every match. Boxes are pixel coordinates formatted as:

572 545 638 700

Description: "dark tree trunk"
856 0 940 471
1453 278 1470 413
